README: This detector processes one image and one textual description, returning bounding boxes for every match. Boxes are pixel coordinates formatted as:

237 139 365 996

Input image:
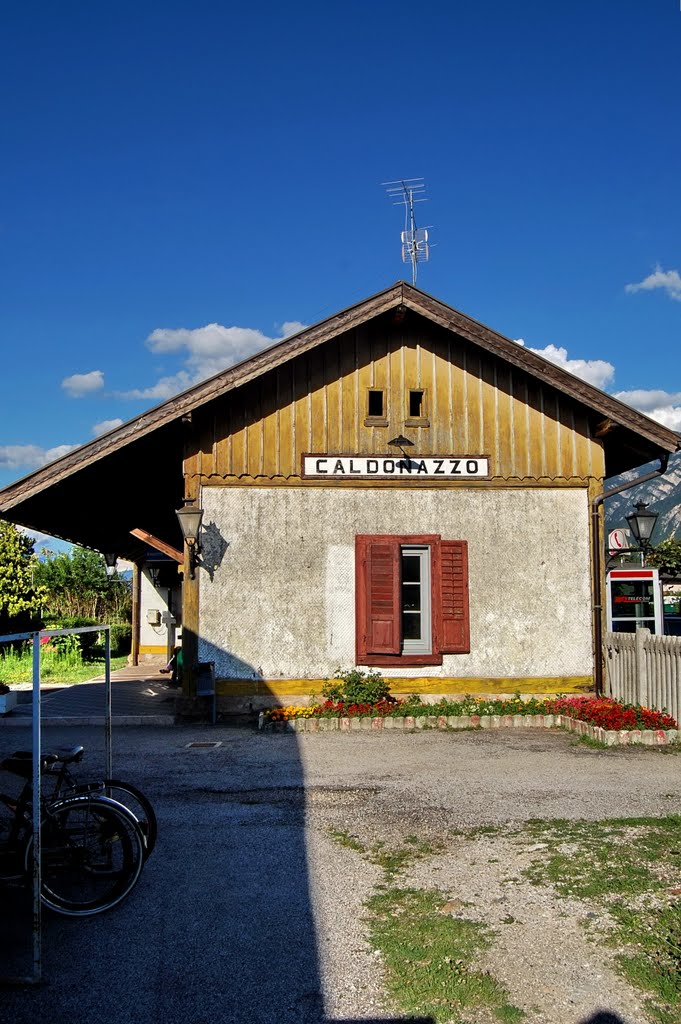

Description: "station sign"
302 454 490 479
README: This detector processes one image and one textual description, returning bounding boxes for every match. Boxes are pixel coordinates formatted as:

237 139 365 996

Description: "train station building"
0 282 678 707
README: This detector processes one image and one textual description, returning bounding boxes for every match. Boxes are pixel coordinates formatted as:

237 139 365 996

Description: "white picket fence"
605 628 681 723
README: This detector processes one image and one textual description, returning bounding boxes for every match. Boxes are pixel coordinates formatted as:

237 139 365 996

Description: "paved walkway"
1 661 177 726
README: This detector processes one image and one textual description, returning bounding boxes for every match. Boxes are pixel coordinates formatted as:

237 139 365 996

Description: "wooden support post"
131 562 141 667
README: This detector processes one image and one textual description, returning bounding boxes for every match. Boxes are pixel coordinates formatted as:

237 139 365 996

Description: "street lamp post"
606 501 659 572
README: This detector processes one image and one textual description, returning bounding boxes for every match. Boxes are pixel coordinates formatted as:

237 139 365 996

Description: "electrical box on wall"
146 609 162 626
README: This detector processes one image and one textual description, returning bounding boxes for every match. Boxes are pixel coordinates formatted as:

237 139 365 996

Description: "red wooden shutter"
438 540 470 654
355 536 401 659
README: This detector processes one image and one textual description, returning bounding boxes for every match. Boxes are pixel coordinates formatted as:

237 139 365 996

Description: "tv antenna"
382 177 431 285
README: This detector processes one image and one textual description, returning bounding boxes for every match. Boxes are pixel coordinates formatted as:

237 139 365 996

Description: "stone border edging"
260 712 679 746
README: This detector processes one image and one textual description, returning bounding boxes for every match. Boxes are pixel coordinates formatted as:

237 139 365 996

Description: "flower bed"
265 694 676 728
261 695 678 746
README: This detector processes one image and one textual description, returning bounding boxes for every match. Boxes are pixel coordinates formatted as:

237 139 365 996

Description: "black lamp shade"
387 434 414 448
176 500 204 545
626 502 658 545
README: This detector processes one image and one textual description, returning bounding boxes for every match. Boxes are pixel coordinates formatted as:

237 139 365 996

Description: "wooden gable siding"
185 315 604 484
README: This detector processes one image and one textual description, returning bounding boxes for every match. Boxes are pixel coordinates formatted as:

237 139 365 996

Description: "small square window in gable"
364 388 388 427
406 389 429 426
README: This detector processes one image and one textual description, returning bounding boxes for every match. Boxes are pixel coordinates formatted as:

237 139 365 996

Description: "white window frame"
400 546 432 655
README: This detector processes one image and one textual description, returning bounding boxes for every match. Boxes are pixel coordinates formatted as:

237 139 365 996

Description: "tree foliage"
0 520 46 633
647 537 681 578
34 546 131 622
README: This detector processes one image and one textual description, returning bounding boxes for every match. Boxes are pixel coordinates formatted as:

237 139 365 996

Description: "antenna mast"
382 177 431 285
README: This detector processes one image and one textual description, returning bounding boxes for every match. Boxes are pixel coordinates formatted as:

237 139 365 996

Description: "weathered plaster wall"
139 571 172 654
198 486 593 682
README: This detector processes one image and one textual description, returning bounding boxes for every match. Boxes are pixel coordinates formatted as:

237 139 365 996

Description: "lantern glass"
176 501 204 546
626 502 658 545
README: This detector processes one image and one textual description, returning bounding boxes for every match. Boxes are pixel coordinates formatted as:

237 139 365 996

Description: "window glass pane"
403 612 421 640
613 620 656 634
610 581 656 619
409 390 424 417
402 583 421 612
401 555 421 583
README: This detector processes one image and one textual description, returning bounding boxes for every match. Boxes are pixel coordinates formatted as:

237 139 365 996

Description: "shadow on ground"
0 724 432 1024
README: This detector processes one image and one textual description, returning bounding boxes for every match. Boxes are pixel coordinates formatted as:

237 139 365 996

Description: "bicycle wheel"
27 795 145 916
103 780 157 858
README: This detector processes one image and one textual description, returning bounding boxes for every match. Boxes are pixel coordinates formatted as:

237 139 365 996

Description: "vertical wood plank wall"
183 318 605 485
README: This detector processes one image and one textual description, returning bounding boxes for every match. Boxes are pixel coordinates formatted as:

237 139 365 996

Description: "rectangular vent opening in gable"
368 390 384 417
408 389 428 422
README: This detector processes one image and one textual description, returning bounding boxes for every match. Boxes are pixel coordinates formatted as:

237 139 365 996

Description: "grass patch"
368 838 442 878
573 734 609 750
0 650 129 684
519 816 681 1022
367 887 524 1023
327 828 366 853
331 831 522 1021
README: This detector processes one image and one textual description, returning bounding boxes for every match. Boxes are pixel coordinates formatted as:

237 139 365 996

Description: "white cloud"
613 389 681 431
117 319 306 400
61 369 105 398
625 265 681 302
513 338 615 390
92 418 124 437
116 371 194 402
0 444 76 471
280 321 306 338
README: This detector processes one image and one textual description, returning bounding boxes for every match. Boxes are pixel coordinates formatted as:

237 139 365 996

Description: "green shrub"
50 633 83 658
109 624 131 657
45 617 100 657
322 668 390 706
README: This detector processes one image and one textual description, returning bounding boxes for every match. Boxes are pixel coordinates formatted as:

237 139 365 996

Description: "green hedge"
109 624 131 657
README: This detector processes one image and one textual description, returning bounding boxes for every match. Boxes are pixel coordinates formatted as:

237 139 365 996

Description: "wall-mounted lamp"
148 566 161 587
103 552 117 578
387 434 415 459
176 498 204 580
625 501 659 558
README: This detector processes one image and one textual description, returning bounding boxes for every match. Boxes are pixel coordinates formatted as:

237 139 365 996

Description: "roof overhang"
0 281 678 557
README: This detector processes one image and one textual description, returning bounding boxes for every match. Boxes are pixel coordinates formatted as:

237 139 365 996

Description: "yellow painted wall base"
139 645 167 656
215 676 593 697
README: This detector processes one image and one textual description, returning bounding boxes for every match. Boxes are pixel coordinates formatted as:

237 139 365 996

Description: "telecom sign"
608 528 629 554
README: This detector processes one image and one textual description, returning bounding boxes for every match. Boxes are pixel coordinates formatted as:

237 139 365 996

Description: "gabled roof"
0 281 678 559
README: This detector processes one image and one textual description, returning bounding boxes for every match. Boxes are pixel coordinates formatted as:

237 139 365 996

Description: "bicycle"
9 745 157 859
0 754 146 916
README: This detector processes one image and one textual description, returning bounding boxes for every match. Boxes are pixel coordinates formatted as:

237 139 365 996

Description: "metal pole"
104 626 112 780
31 632 42 984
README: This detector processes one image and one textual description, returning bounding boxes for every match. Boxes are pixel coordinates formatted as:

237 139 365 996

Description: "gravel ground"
1 725 679 1024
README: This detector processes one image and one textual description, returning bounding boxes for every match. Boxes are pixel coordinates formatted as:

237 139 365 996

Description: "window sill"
359 653 443 667
364 417 389 428
404 418 430 428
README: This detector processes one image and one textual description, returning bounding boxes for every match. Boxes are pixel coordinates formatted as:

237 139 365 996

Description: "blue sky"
1 1 680 500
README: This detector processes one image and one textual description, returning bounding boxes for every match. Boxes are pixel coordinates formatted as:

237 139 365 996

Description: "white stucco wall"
198 486 593 680
139 571 172 651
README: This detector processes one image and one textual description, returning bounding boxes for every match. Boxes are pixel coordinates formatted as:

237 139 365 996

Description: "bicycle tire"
26 795 145 917
103 780 157 858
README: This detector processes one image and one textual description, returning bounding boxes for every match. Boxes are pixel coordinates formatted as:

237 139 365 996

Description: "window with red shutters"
355 535 470 666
